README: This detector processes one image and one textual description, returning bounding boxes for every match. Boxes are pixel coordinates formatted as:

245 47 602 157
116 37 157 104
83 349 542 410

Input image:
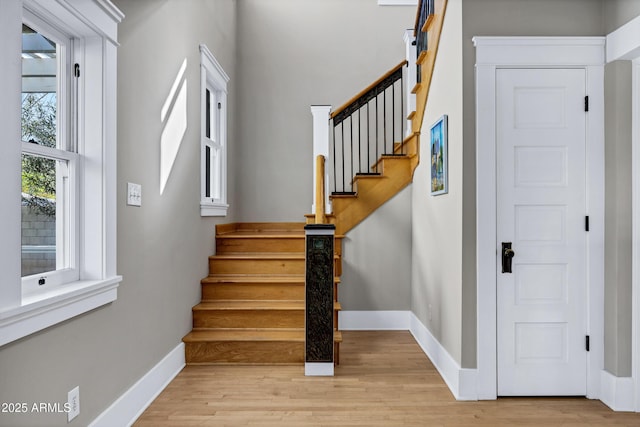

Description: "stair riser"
216 238 305 254
185 341 304 365
209 258 305 275
193 310 304 329
202 283 304 301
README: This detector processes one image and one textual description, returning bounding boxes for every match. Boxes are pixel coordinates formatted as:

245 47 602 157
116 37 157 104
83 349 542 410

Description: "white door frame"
607 15 640 412
473 37 606 400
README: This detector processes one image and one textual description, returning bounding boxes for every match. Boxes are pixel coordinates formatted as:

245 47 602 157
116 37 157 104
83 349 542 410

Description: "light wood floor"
135 331 640 426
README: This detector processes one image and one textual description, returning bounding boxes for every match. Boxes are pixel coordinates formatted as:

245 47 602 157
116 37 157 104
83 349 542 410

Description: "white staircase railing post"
404 29 417 137
311 105 332 215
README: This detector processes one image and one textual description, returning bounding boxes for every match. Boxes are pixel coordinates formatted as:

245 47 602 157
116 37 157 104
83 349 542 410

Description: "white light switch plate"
127 182 142 206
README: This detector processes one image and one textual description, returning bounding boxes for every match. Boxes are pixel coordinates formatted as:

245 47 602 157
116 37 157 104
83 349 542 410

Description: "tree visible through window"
20 23 72 281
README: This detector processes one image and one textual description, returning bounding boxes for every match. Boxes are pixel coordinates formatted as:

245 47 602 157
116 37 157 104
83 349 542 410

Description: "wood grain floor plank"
135 331 640 426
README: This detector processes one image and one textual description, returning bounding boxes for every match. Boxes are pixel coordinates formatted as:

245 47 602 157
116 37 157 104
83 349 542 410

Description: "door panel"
496 68 587 396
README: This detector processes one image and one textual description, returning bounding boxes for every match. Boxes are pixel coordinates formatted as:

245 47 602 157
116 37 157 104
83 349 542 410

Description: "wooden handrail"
315 155 326 224
330 60 408 120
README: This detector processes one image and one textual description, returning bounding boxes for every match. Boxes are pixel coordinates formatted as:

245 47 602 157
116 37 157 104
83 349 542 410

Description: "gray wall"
604 60 633 377
604 0 640 33
235 0 414 222
340 186 412 311
0 1 237 425
411 0 467 366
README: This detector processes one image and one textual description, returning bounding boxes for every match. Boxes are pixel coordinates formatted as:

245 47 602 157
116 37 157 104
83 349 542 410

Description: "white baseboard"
339 310 477 400
600 370 634 411
409 313 477 400
339 310 411 330
90 343 185 427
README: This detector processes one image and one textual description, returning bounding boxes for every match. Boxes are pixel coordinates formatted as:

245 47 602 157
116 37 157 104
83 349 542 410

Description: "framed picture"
430 115 448 196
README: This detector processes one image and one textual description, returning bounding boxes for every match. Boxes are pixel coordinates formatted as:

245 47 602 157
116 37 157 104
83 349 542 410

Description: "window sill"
0 276 121 347
201 202 229 217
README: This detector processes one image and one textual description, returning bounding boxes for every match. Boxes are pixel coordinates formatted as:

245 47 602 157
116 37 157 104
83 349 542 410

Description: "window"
0 0 122 347
21 20 78 295
200 44 229 216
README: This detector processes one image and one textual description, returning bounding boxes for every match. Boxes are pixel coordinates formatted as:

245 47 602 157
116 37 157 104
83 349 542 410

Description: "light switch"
127 182 142 206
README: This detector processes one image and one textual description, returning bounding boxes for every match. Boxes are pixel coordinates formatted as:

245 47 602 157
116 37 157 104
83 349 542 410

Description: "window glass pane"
21 154 59 277
22 24 57 148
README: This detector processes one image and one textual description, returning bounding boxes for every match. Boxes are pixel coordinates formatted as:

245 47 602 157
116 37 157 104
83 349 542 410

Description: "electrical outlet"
67 386 79 422
127 182 142 206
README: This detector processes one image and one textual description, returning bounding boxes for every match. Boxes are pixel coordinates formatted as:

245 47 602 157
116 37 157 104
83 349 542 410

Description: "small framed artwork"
430 115 448 196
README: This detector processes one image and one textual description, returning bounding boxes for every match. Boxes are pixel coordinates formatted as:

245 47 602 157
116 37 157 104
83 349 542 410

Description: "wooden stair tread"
184 329 343 343
217 230 305 238
194 300 343 311
201 274 341 284
216 222 305 235
210 252 340 259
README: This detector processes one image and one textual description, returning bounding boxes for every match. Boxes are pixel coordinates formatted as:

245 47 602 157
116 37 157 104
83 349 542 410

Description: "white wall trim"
473 36 606 401
339 310 477 400
339 310 411 330
606 14 640 62
600 370 635 412
378 0 417 6
409 313 478 400
305 363 334 376
90 343 185 427
608 13 640 411
631 56 640 414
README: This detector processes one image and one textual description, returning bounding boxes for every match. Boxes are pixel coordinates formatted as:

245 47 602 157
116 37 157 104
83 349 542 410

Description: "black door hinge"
584 96 589 112
217 102 222 110
74 63 80 78
585 216 590 232
586 335 590 352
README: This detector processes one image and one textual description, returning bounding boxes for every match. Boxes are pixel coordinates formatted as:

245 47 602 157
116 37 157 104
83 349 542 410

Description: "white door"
496 68 588 396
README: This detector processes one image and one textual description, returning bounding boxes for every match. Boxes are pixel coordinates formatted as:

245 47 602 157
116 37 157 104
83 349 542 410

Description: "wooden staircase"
306 0 446 236
183 223 343 365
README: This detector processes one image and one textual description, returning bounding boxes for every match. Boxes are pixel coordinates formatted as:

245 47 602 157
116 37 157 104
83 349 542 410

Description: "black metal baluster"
349 115 353 192
375 95 379 162
366 101 370 172
341 122 345 193
401 72 404 154
392 80 395 155
358 108 362 174
383 88 387 154
332 121 337 194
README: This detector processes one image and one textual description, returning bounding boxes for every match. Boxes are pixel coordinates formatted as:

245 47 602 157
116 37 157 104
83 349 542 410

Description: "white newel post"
311 105 332 215
404 29 417 137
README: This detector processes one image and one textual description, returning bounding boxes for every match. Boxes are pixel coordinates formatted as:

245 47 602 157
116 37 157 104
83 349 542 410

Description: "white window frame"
21 12 80 295
200 44 229 217
0 0 123 347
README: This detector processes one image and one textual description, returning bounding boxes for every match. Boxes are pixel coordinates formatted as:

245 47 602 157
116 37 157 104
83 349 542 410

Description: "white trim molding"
606 14 640 412
473 36 606 401
339 310 411 330
634 58 640 414
311 105 332 215
600 370 635 412
378 0 417 5
90 343 185 427
339 310 478 400
305 363 334 377
409 314 478 400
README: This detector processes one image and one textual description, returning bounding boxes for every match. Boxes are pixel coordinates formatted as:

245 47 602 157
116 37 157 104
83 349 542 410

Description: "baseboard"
90 343 185 427
600 370 634 411
339 310 411 330
409 313 478 400
339 310 477 400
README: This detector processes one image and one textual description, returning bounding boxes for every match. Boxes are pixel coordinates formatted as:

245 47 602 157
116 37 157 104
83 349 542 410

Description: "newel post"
311 105 332 215
403 29 417 137
304 223 335 376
